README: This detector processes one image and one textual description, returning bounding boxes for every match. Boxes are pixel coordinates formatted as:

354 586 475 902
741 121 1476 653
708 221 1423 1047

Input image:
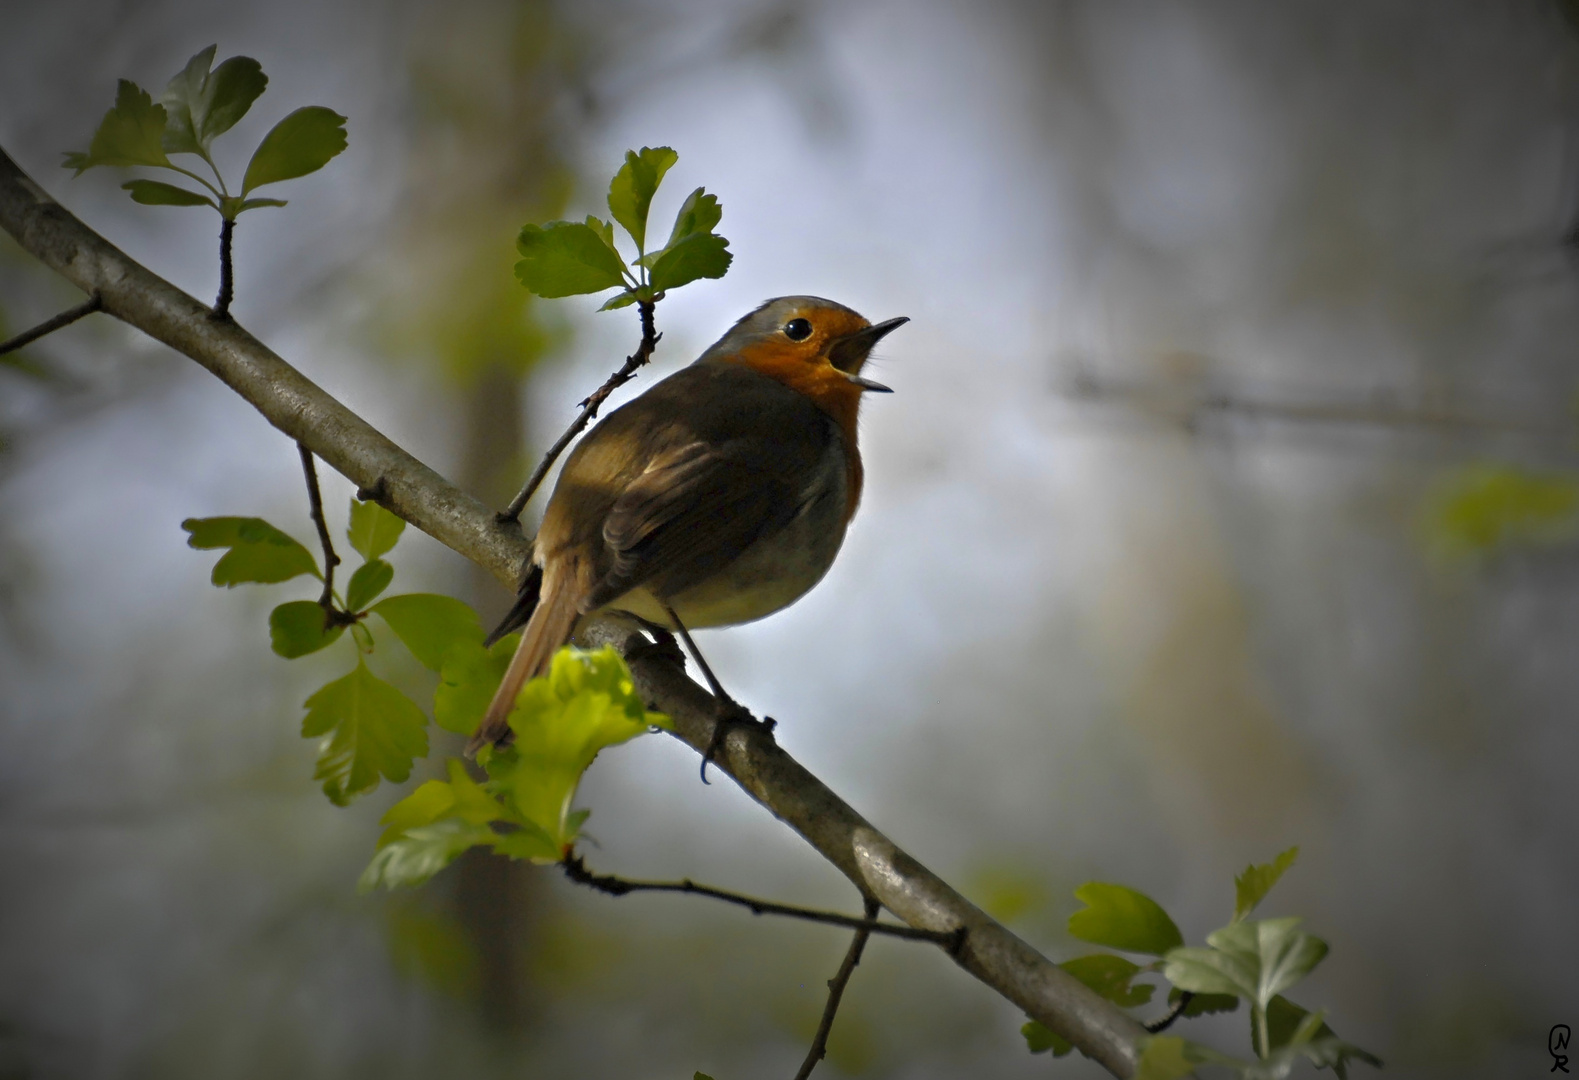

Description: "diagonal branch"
0 144 1148 1079
0 292 102 355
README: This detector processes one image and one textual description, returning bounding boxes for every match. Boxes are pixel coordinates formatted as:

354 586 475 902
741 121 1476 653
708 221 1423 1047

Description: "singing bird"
466 296 906 755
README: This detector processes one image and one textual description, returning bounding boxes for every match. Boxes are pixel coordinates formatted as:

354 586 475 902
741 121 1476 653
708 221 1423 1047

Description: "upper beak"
829 316 908 382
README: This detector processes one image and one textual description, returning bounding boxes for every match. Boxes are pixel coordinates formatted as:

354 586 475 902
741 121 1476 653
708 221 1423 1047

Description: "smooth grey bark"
0 145 1148 1078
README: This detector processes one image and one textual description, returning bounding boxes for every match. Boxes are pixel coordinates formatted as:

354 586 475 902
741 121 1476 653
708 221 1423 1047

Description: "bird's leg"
661 602 776 783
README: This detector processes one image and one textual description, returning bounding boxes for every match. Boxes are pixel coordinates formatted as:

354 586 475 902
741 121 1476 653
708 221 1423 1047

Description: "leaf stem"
165 161 225 202
497 299 660 524
213 217 235 319
560 855 963 948
794 897 880 1080
0 292 101 356
298 443 351 626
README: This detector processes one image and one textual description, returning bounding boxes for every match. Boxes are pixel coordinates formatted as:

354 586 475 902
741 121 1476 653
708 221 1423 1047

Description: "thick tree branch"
0 145 1148 1078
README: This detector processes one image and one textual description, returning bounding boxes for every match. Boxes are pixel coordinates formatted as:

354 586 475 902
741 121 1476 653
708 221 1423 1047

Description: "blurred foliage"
1427 464 1579 555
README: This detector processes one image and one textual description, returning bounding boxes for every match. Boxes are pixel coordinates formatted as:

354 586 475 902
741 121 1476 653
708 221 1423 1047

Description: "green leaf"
63 80 171 174
241 106 348 195
376 758 505 846
347 497 406 560
161 45 267 154
1021 1019 1072 1057
121 179 215 208
1234 846 1299 923
373 593 484 673
1060 953 1155 1008
647 232 732 293
182 516 320 586
514 220 630 298
1133 1037 1198 1080
1164 917 1328 1012
344 559 394 612
432 633 515 735
269 600 344 658
1430 464 1579 554
660 186 722 252
300 660 428 805
1246 1005 1383 1080
482 646 669 861
606 145 678 252
236 197 287 212
1169 986 1239 1018
598 290 639 311
350 620 375 653
358 818 496 891
1068 883 1184 956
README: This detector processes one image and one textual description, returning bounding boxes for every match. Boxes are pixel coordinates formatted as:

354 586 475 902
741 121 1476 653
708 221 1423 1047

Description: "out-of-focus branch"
0 145 1149 1078
794 896 879 1080
1060 362 1575 440
0 292 101 355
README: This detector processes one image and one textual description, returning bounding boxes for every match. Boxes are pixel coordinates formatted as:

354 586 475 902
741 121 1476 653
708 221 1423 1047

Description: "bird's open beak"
829 316 908 386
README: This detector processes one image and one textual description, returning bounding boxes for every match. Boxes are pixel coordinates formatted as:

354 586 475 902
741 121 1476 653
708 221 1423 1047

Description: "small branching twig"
561 855 960 947
0 293 102 356
297 443 352 625
213 218 235 321
1144 991 1193 1034
498 300 660 523
794 896 879 1080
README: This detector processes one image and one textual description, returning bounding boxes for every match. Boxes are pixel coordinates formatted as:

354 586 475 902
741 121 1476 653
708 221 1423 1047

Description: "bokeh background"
3 1 1578 1077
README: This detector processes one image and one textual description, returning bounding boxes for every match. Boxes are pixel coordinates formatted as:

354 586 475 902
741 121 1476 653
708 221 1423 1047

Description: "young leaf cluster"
361 645 669 890
64 45 346 220
514 146 731 309
1021 848 1380 1079
184 500 667 849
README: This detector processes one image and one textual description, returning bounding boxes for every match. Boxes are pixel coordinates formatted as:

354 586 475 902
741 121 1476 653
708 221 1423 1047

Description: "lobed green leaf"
647 231 731 293
1059 953 1155 1008
1166 917 1329 1013
374 593 485 674
269 600 344 658
1168 985 1239 1018
182 516 320 586
514 220 630 298
346 497 405 560
1021 1019 1072 1057
432 632 514 734
241 106 348 195
300 659 428 805
606 145 677 252
1068 882 1184 956
659 186 722 253
161 45 267 155
358 818 496 892
1234 846 1299 923
376 758 504 847
480 646 669 861
345 559 394 612
122 179 215 208
63 80 171 175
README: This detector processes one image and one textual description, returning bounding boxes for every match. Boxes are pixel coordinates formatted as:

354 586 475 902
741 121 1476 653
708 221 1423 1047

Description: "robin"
466 296 907 757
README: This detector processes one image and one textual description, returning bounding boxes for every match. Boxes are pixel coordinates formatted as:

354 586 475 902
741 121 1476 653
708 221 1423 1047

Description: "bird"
465 295 907 757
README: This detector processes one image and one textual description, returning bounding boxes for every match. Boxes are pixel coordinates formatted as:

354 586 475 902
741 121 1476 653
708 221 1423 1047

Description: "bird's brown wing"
583 438 812 612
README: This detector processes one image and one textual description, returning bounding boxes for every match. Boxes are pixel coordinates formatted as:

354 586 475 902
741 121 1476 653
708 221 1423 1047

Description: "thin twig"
297 443 344 617
1144 991 1193 1034
561 855 961 947
794 897 880 1080
213 217 234 320
498 299 660 523
0 293 102 355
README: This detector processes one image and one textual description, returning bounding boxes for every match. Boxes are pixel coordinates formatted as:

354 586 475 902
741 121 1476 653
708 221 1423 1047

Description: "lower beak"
829 315 909 374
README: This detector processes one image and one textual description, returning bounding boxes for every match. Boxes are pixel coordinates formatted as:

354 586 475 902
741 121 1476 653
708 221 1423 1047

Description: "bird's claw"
625 628 686 668
699 701 776 784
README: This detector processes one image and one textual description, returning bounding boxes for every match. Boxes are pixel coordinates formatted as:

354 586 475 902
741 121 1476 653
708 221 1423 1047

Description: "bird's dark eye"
783 318 813 341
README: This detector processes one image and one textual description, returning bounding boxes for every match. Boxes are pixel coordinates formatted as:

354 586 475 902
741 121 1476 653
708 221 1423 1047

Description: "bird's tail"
466 561 582 756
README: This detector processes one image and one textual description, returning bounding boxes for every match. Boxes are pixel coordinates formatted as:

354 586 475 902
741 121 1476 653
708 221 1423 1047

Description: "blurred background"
3 1 1578 1077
